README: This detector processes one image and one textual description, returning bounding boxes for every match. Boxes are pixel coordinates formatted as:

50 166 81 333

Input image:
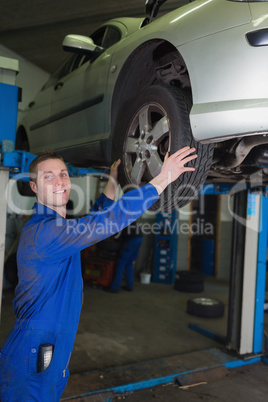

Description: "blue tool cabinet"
152 210 179 284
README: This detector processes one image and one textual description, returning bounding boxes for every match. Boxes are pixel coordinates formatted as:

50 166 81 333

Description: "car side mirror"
62 34 103 55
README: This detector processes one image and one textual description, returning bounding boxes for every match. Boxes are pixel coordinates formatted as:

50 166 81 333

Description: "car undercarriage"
207 136 268 187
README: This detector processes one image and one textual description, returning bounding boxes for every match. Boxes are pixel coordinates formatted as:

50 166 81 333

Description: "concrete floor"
1 276 268 400
102 362 268 402
71 277 230 373
60 360 268 401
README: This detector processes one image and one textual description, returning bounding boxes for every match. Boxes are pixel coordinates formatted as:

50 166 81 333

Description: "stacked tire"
174 270 204 293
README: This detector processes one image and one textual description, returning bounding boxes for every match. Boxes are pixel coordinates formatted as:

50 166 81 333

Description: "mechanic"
0 146 197 401
109 220 143 292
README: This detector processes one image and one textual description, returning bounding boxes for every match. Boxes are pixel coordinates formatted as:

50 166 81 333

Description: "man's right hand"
149 146 197 195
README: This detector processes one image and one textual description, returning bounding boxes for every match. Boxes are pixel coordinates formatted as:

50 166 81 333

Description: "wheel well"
111 40 191 133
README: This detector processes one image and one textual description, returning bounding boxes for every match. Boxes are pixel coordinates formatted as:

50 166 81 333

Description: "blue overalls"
0 184 158 401
111 224 143 292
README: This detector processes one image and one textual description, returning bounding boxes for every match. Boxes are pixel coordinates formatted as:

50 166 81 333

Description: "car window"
91 25 121 49
42 54 77 90
91 27 106 46
42 25 121 90
102 26 121 49
71 54 91 71
69 26 121 71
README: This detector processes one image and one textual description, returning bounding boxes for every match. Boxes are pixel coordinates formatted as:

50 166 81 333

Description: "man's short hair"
29 149 66 182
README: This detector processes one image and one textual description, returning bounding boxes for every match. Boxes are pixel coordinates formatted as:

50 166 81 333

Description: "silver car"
17 0 268 210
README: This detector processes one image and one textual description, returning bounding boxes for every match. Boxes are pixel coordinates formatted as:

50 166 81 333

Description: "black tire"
175 281 204 293
187 297 225 318
175 270 205 284
113 84 214 211
174 270 204 292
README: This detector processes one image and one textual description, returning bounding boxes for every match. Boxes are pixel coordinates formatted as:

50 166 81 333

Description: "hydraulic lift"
197 184 268 357
0 57 267 399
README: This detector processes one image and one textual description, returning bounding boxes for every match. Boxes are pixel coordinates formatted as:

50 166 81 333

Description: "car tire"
174 270 205 293
175 270 205 284
113 84 214 211
175 281 204 293
187 297 225 318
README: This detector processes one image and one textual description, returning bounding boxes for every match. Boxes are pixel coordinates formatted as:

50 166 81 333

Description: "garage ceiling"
1 0 189 73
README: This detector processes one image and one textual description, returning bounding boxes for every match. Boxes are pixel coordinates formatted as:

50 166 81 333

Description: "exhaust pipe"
218 134 268 169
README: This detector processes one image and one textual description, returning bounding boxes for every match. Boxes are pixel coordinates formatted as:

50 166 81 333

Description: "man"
0 146 197 401
110 220 143 292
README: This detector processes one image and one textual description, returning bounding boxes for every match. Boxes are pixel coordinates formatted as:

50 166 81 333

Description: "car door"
25 55 79 154
24 83 54 153
49 25 122 154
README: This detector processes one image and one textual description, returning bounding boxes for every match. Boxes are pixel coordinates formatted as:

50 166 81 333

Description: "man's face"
30 158 71 211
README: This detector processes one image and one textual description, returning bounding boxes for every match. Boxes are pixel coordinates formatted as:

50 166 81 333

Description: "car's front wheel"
113 84 213 211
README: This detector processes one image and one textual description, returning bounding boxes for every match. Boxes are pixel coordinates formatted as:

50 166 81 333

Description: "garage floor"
1 276 268 400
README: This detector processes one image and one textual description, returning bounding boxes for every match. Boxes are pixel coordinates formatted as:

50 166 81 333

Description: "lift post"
237 192 261 354
226 190 268 355
0 57 20 318
239 193 261 354
197 185 268 356
253 194 268 353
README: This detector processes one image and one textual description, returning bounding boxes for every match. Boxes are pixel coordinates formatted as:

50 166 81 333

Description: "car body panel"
49 55 107 151
147 0 251 46
23 86 53 151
